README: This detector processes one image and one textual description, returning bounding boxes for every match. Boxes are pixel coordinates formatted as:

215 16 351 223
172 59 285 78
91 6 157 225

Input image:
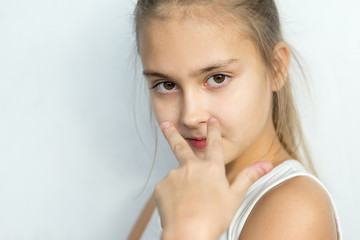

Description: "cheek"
151 96 180 125
218 74 272 141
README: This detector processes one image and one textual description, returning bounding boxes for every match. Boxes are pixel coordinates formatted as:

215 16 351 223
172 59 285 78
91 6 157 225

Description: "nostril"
180 94 209 128
180 110 208 129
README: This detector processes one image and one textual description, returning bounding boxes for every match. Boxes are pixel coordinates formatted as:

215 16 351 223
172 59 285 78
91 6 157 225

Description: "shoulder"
239 176 338 240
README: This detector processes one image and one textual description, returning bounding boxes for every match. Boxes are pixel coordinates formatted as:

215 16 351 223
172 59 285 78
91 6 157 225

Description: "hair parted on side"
133 0 316 174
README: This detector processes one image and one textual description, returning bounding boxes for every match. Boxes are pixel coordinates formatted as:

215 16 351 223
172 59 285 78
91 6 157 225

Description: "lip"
186 138 207 150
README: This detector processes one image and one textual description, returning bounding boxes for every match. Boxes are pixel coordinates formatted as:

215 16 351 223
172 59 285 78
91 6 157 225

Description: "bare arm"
239 176 338 240
127 194 156 240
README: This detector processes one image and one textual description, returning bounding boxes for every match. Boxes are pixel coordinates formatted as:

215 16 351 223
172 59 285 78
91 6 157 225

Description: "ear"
270 42 291 92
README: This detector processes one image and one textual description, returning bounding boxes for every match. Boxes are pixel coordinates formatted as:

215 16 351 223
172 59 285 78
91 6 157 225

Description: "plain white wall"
0 0 359 239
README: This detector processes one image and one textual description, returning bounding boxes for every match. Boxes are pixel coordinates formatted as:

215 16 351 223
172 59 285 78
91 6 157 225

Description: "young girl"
129 0 341 239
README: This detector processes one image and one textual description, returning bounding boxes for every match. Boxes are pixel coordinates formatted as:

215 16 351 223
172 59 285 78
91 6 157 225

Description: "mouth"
186 138 207 150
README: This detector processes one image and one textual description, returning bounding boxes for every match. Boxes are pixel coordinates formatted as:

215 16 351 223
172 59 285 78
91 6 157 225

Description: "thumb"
230 161 273 197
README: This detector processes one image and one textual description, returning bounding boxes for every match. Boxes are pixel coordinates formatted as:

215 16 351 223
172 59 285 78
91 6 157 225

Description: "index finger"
160 121 196 165
205 118 224 164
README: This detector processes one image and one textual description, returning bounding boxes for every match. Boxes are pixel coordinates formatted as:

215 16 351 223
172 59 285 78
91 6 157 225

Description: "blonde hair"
134 0 316 174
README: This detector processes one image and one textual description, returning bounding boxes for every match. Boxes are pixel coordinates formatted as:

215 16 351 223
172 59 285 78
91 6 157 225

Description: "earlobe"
270 42 291 92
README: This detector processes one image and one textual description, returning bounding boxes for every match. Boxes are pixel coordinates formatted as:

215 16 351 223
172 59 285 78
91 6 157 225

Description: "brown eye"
213 74 226 83
163 82 175 90
207 74 229 87
155 81 178 93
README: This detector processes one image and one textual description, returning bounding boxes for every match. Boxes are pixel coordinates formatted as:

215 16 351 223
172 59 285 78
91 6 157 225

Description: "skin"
139 18 290 180
130 13 338 240
156 120 273 239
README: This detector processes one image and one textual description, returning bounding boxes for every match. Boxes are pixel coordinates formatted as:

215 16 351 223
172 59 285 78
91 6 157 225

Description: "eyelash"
206 74 231 89
150 73 232 94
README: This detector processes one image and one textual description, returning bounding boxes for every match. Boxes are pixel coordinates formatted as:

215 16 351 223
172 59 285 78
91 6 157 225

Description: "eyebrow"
143 58 239 80
189 58 239 77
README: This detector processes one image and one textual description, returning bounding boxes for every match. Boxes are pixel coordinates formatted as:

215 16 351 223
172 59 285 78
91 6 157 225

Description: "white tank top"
141 160 342 239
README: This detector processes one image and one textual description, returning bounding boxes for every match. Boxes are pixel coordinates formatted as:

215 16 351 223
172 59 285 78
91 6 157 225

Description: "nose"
180 90 209 128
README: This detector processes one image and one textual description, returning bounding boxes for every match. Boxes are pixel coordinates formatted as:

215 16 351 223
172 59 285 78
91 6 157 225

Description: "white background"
0 0 359 239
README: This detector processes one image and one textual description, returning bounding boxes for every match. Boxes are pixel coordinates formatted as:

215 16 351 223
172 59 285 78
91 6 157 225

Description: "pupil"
214 75 225 83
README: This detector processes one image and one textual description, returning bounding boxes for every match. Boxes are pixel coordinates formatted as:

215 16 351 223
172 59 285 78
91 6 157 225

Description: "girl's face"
138 17 278 167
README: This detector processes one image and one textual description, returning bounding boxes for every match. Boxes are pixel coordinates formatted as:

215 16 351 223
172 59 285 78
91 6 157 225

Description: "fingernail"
209 118 218 123
160 121 171 129
259 162 273 174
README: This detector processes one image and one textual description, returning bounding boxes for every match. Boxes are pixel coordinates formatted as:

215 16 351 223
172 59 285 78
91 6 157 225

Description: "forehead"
138 16 260 76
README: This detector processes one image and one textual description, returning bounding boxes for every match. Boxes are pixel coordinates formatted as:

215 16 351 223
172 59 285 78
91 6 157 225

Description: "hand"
155 118 273 240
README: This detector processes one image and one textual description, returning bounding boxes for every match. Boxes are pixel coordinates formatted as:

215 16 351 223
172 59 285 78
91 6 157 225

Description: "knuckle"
154 181 163 194
243 168 258 183
167 169 177 178
208 138 222 146
172 142 187 155
177 150 192 162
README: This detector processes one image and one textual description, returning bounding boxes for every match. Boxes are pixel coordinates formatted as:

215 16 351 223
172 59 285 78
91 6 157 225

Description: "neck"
225 119 291 183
